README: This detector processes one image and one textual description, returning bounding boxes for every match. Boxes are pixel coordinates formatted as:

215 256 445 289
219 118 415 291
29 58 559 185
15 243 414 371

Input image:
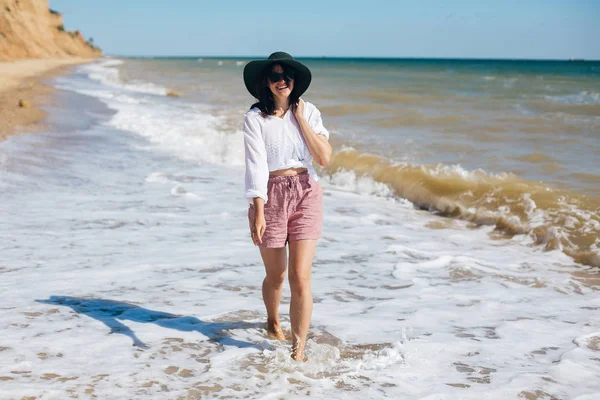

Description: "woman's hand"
293 98 305 121
294 99 333 166
251 211 266 246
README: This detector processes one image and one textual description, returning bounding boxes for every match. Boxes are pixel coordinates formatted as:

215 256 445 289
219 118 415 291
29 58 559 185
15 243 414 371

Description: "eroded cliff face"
0 0 101 60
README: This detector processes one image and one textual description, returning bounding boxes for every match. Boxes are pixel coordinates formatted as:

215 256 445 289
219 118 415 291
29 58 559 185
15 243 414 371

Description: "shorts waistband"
268 171 310 183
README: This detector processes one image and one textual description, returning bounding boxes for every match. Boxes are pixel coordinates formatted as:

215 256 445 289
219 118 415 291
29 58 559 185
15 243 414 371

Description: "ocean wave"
107 101 244 166
64 61 244 166
66 60 600 268
323 149 600 267
544 91 600 105
78 59 170 96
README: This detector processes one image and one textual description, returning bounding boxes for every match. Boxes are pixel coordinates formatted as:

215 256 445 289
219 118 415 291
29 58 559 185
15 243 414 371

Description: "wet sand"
0 58 95 141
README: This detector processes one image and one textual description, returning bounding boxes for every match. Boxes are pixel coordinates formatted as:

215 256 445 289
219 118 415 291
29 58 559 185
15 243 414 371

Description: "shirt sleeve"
307 105 330 140
243 112 269 204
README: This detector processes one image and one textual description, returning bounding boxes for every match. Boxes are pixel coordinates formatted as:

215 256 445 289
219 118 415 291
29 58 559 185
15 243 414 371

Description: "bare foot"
290 341 306 361
266 320 286 341
290 349 306 361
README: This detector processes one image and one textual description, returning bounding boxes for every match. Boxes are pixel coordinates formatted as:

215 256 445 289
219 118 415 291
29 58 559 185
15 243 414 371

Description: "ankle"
291 343 306 361
267 318 280 328
291 340 304 352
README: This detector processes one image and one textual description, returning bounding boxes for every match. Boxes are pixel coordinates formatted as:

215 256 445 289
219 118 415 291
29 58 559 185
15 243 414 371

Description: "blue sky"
50 0 599 59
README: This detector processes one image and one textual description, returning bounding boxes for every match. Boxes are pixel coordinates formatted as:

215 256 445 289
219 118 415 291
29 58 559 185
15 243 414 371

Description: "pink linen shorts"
248 172 323 248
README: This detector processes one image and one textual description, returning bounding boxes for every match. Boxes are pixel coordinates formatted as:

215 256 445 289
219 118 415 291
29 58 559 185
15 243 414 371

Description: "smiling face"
267 64 295 102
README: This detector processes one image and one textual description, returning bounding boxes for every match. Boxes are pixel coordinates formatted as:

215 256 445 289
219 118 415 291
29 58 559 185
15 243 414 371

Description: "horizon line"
106 54 600 62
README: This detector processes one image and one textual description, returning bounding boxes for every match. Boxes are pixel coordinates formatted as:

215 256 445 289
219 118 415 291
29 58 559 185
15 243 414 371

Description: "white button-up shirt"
244 101 329 203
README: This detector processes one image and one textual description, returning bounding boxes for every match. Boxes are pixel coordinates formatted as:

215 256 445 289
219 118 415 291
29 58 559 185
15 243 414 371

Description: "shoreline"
0 57 98 142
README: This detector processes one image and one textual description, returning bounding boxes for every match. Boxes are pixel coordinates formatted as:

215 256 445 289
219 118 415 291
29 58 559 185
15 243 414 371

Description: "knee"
265 272 285 288
289 272 311 296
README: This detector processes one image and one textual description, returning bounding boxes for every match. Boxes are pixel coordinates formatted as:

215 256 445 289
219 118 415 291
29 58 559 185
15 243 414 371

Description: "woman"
243 52 332 361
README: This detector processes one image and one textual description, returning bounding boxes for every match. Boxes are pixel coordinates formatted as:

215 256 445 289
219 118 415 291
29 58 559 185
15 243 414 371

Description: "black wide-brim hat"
243 51 312 99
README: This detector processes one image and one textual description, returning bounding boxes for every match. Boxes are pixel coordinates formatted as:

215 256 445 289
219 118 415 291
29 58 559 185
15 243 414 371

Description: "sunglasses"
268 69 296 83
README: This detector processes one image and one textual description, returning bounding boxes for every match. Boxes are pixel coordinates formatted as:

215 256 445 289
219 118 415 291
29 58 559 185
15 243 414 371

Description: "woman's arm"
293 99 332 166
244 112 269 245
251 197 266 245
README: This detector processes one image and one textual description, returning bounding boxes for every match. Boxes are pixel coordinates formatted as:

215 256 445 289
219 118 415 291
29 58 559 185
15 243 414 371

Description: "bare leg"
288 239 317 361
259 247 287 340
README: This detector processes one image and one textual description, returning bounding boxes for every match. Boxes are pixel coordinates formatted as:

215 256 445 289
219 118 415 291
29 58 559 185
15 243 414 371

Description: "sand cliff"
0 0 101 60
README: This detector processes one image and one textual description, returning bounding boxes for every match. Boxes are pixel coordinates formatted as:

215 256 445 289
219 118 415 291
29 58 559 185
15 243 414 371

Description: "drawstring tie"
286 174 311 190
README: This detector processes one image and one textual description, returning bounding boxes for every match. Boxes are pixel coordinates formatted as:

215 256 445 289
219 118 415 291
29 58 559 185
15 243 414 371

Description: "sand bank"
0 57 94 141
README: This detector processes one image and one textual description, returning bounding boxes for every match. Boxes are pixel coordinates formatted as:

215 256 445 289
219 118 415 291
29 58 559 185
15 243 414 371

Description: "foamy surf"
2 145 598 398
54 60 245 166
79 59 170 96
324 149 600 268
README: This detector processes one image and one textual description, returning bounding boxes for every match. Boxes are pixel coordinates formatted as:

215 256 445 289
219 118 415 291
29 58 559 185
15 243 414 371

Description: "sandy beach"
0 57 93 141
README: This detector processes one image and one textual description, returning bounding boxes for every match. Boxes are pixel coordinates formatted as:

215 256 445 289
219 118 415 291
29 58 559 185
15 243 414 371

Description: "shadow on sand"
36 296 262 349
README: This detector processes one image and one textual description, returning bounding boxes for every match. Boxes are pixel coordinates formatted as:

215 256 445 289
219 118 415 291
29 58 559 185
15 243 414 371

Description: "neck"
273 97 290 111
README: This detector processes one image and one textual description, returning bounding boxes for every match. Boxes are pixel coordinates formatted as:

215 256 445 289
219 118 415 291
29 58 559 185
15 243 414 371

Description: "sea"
1 57 599 399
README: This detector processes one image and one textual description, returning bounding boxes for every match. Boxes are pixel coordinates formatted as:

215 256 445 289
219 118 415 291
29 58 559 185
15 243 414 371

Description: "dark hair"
250 63 300 118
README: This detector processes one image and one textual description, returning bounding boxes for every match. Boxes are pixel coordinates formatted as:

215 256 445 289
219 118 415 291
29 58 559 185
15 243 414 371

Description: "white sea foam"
107 100 244 165
544 91 600 105
0 60 598 399
55 61 245 166
323 168 396 197
77 59 169 96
